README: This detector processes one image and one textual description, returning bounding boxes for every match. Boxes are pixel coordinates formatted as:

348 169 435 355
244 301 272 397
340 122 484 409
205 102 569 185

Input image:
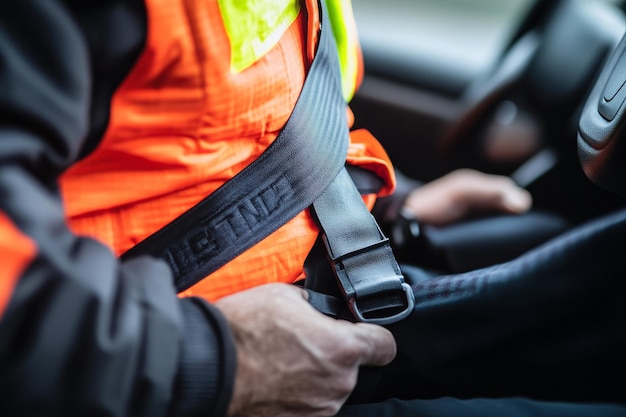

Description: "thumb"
500 187 532 213
353 323 397 366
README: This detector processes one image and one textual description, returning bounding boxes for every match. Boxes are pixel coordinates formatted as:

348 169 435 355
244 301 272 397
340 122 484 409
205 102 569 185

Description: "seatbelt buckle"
348 282 414 326
324 236 415 326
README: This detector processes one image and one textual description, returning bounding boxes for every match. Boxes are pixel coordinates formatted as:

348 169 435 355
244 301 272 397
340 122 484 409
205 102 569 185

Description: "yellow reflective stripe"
325 0 360 101
218 0 301 73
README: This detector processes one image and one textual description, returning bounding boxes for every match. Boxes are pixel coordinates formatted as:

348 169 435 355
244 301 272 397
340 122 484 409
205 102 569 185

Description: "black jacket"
0 1 235 416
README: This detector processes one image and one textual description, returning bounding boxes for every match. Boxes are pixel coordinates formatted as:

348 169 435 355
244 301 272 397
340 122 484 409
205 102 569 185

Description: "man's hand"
403 168 532 226
215 283 396 417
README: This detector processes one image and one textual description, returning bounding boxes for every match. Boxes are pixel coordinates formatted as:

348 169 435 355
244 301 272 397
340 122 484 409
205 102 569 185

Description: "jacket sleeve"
0 1 236 416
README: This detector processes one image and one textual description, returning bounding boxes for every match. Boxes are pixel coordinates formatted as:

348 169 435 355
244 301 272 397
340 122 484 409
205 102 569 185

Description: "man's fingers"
352 322 397 366
500 186 532 213
403 168 533 225
465 179 532 214
452 171 532 214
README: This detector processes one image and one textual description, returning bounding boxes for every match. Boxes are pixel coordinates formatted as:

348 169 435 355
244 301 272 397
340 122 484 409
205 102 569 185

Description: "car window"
352 0 540 95
353 0 536 86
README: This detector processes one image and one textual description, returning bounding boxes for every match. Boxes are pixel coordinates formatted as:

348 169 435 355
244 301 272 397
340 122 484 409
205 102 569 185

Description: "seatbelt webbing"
310 168 414 324
121 0 413 324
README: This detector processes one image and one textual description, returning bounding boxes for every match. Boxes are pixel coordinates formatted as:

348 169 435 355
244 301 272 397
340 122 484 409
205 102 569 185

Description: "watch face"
391 219 407 248
408 217 422 239
392 211 421 249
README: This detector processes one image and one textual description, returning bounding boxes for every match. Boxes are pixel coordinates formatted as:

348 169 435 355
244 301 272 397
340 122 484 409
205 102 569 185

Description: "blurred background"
351 0 626 225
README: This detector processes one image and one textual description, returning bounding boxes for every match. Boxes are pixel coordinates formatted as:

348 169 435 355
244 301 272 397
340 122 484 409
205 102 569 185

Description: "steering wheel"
439 0 626 223
579 24 626 199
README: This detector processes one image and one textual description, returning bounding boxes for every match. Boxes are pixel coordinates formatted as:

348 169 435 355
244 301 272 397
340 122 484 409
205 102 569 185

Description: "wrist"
390 208 423 250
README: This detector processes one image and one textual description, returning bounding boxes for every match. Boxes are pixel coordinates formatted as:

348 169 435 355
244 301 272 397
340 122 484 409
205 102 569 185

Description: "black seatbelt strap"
121 0 413 324
309 168 414 324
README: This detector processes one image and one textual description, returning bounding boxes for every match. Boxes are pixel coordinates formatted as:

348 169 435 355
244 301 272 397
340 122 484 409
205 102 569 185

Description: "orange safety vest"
0 212 36 317
59 0 395 302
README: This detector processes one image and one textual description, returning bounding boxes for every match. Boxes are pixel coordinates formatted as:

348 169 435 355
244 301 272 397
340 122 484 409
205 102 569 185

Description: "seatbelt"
121 0 413 325
308 169 414 324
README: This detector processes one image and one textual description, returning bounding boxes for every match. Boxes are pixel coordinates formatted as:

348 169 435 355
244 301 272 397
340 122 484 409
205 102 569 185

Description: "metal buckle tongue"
325 236 415 325
348 282 414 325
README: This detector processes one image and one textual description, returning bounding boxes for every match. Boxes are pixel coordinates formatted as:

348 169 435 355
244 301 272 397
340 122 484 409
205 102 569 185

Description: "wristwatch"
390 208 423 250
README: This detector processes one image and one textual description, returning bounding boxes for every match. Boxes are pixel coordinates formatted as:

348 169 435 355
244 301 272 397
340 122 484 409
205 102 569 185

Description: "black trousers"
336 207 626 416
339 397 626 417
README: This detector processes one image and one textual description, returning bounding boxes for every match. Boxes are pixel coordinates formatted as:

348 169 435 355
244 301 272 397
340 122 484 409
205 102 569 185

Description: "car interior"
350 0 626 273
